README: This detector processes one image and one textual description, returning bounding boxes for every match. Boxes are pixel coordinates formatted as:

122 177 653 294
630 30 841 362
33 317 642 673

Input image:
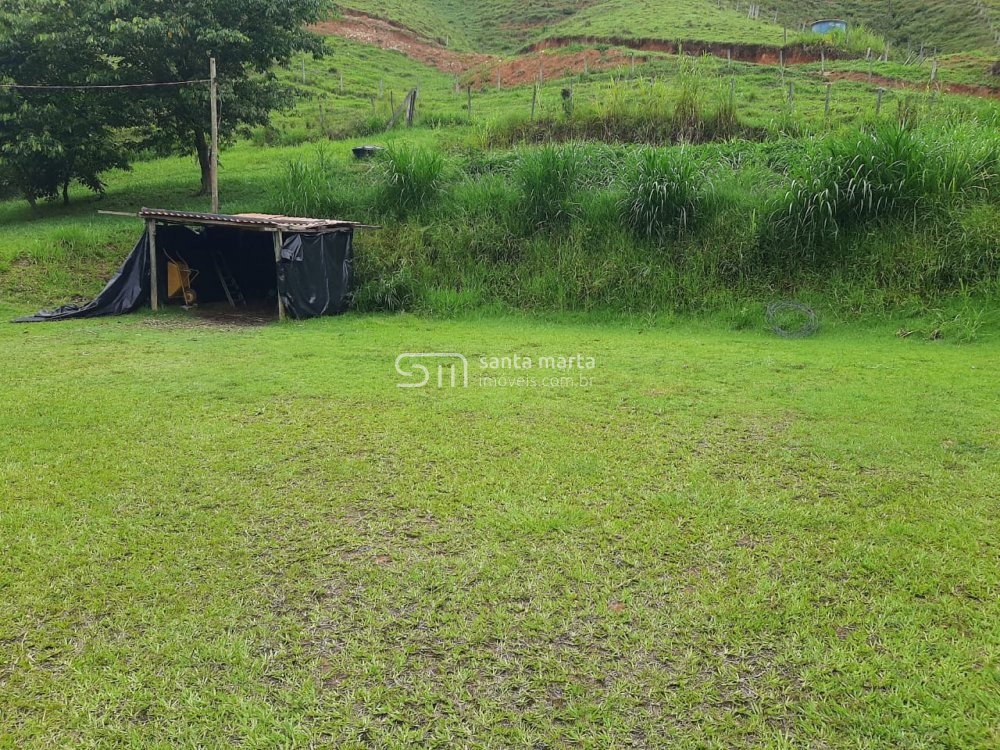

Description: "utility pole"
210 57 220 214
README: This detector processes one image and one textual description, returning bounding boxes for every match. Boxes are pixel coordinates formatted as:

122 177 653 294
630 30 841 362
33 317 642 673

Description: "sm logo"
395 353 469 389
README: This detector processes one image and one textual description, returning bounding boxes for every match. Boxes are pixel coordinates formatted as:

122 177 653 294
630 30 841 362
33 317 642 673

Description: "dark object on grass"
353 145 385 159
991 60 1000 77
767 301 820 339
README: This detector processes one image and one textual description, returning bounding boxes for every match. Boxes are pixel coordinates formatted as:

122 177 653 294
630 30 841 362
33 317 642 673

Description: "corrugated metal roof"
138 208 373 233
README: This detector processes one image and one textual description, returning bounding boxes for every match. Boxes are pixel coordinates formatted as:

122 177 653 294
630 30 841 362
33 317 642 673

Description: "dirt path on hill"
312 11 491 75
314 11 1000 99
826 71 1000 100
314 11 642 87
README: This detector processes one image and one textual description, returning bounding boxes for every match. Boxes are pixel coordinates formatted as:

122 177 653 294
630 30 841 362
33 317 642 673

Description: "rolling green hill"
337 0 1000 54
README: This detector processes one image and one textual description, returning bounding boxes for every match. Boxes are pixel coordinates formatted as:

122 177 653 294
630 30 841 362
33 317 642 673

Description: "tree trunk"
194 130 211 196
62 179 70 206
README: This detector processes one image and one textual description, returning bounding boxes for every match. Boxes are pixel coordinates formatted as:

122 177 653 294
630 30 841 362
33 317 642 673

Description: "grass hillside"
338 0 1000 54
335 0 595 51
765 0 1000 53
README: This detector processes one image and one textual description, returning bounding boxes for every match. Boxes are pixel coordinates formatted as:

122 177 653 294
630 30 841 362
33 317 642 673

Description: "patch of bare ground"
312 11 492 75
470 48 644 88
827 71 1000 99
529 35 856 66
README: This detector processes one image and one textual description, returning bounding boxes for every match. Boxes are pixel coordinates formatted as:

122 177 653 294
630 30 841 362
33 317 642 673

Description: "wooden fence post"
407 88 417 126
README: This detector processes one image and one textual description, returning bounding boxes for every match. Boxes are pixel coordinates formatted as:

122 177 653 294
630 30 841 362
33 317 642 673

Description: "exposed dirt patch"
312 11 492 75
827 71 1000 100
528 35 856 66
313 11 1000 103
470 49 645 88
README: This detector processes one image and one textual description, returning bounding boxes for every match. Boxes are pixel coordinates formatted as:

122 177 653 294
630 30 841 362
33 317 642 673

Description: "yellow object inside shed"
167 260 197 305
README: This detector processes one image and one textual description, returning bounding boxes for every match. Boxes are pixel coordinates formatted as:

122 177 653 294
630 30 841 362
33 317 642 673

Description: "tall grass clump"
621 148 712 239
780 125 928 246
275 148 343 218
375 144 448 218
765 121 1000 268
515 144 584 233
673 63 703 141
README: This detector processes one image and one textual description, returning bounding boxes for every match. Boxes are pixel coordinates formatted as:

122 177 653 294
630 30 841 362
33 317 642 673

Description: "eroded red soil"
312 11 491 75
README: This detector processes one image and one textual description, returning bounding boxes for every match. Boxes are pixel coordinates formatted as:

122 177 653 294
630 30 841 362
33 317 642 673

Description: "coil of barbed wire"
766 301 819 339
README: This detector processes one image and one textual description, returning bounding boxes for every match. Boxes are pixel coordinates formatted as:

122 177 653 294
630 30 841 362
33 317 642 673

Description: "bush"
274 148 343 218
620 148 711 239
765 122 1000 264
375 144 448 218
515 144 583 233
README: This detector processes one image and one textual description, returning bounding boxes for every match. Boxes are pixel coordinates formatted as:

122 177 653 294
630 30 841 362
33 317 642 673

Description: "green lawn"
1 309 997 748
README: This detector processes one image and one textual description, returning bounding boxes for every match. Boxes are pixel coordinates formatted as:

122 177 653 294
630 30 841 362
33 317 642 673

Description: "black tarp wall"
15 225 354 322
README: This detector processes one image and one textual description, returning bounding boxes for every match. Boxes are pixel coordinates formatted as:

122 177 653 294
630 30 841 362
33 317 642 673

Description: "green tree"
0 2 130 206
105 0 329 194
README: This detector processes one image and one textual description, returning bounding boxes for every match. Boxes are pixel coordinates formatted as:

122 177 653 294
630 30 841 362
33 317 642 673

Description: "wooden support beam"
273 230 287 322
97 210 141 218
147 219 159 312
210 57 220 214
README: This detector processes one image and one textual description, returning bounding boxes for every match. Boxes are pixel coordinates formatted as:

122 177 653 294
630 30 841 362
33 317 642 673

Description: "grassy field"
2 2 999 747
1 309 998 748
336 0 1000 53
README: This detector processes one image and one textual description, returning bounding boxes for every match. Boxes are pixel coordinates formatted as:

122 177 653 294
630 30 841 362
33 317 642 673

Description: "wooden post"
407 88 417 126
273 231 287 322
531 84 538 120
876 87 885 114
209 58 219 214
147 220 159 312
821 49 826 74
